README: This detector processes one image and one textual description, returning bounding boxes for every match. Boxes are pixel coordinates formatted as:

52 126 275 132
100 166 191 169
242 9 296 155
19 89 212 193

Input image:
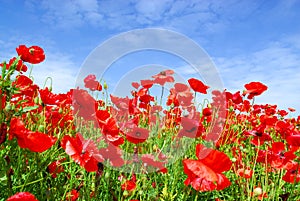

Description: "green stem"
160 86 164 106
43 76 53 90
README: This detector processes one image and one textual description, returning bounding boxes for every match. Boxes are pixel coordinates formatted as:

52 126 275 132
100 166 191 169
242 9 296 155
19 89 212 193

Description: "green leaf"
22 105 39 112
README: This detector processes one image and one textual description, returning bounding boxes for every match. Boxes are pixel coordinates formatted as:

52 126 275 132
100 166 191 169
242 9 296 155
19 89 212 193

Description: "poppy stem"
160 86 164 105
43 76 53 91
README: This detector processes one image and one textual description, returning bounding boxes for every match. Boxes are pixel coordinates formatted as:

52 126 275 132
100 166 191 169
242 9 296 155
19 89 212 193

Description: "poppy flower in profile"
7 192 39 201
126 127 149 144
183 145 232 191
12 75 39 98
288 107 296 112
188 78 210 94
152 70 175 86
9 118 57 153
16 45 45 64
243 82 268 99
140 79 154 88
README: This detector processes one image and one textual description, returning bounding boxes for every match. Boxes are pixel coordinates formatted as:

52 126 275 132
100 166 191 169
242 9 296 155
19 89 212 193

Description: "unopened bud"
253 187 262 195
103 81 108 90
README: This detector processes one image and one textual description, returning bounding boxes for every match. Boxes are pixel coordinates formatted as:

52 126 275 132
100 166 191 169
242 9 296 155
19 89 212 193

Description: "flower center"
135 132 141 137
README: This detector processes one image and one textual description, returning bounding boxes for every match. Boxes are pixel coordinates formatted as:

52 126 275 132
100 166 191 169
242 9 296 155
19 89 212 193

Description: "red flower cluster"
2 45 300 200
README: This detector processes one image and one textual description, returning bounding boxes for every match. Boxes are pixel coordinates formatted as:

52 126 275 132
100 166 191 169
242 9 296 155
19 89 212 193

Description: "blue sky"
0 0 300 113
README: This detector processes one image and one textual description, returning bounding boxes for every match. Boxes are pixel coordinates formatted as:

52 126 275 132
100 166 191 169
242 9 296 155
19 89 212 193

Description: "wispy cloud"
0 37 78 94
30 52 78 93
215 37 300 111
23 0 262 34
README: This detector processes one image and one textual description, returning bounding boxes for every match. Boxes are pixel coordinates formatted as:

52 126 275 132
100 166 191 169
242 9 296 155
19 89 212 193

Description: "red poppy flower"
173 83 194 107
126 127 149 144
188 78 210 94
110 95 130 111
140 79 154 88
141 154 168 173
9 118 57 152
152 70 175 86
282 162 300 183
288 107 296 112
121 174 136 191
177 117 203 138
287 135 300 147
84 74 102 91
72 89 97 121
16 45 45 64
269 142 296 169
47 158 66 178
7 192 39 201
61 134 103 172
96 110 124 146
39 87 72 107
183 145 232 191
237 167 253 179
131 82 140 89
98 143 124 167
202 107 212 116
243 82 268 99
66 189 80 201
232 91 243 104
12 75 39 98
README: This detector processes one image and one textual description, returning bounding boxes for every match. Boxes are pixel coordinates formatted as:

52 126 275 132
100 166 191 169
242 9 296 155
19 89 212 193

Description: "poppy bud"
103 81 108 90
4 155 10 164
123 190 129 197
0 123 7 145
253 187 262 195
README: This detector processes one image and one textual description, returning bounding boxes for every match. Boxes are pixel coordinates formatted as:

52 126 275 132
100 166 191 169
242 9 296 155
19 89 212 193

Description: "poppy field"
0 45 300 201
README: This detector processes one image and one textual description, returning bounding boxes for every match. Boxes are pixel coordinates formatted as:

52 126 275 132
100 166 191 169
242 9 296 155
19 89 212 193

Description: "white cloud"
30 52 78 93
214 39 300 112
